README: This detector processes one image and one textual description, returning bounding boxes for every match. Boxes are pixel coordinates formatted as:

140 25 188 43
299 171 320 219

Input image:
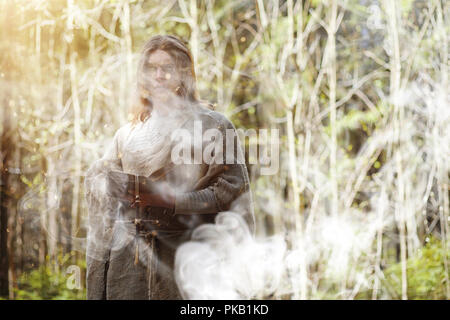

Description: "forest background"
0 0 448 300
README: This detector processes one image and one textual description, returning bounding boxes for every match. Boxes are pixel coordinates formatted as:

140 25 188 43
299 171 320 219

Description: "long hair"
129 35 212 124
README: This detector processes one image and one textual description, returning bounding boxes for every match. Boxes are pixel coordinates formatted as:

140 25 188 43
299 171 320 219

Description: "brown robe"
84 104 255 299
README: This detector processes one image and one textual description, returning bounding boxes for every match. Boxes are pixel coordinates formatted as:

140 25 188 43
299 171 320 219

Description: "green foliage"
400 0 415 13
383 237 449 299
324 103 387 137
14 254 86 300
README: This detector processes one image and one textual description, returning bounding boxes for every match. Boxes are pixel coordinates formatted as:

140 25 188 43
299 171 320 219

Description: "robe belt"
113 217 189 238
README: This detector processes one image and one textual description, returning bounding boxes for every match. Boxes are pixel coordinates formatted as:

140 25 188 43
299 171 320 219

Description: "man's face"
143 49 181 100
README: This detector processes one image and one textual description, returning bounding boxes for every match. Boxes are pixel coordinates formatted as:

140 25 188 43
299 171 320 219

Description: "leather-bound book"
106 169 192 233
106 170 162 201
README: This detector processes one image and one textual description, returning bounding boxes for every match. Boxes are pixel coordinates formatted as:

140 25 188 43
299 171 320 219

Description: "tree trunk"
0 100 12 298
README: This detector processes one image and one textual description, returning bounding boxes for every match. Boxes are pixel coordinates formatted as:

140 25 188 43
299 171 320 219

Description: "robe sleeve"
84 129 123 299
173 114 255 235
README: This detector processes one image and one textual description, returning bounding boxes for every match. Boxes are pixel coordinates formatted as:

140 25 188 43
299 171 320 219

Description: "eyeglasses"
145 63 176 74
